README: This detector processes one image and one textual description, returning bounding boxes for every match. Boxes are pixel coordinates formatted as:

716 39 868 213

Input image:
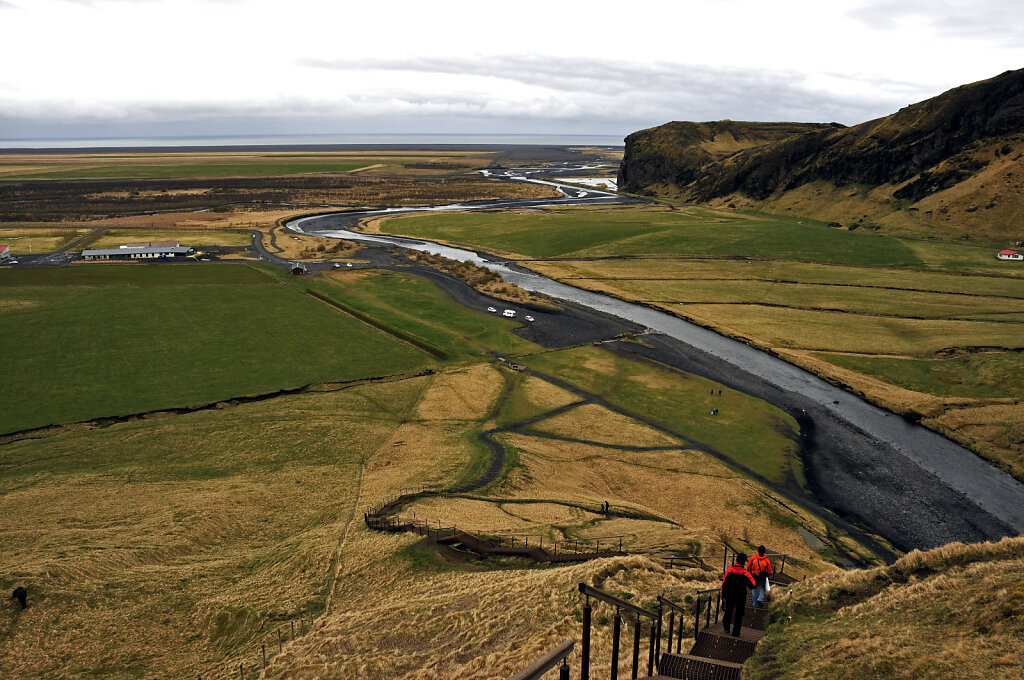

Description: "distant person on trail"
746 546 774 607
720 554 755 637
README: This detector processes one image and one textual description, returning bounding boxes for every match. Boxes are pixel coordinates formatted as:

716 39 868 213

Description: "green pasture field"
382 205 1024 275
0 263 432 434
544 259 1024 298
315 271 538 359
519 345 804 489
598 279 1024 321
815 351 1024 399
381 206 927 265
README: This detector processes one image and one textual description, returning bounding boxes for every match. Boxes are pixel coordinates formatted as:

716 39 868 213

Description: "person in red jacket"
720 553 756 636
746 546 774 607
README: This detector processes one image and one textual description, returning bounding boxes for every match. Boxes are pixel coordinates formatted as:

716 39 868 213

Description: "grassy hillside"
622 69 1024 241
747 536 1024 680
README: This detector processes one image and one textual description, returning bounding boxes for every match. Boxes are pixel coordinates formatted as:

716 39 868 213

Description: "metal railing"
693 588 721 640
508 639 574 680
657 595 689 657
577 583 658 680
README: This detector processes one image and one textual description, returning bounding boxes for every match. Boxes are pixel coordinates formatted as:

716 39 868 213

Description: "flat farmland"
378 204 1024 479
0 150 493 180
0 227 89 254
0 264 431 434
77 228 253 250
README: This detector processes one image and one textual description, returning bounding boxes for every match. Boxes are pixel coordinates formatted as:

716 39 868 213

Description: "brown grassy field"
0 227 89 254
746 536 1024 680
77 228 253 250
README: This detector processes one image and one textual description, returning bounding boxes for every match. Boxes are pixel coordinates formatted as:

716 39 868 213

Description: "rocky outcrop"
618 121 836 194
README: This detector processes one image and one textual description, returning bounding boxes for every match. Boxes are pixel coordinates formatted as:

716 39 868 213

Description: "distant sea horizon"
0 133 627 150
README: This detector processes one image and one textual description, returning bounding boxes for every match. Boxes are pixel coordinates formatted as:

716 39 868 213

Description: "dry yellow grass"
492 433 836 566
265 546 715 680
748 536 1024 680
80 228 252 250
528 403 681 447
413 364 504 421
0 227 89 254
925 401 1024 480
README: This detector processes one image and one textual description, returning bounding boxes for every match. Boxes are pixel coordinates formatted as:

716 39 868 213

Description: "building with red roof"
997 249 1023 261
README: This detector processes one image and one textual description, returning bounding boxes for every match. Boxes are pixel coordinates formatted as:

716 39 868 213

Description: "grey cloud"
849 0 1024 43
301 55 932 124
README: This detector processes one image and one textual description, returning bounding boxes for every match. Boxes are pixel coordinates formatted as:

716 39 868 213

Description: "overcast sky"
1 0 1021 142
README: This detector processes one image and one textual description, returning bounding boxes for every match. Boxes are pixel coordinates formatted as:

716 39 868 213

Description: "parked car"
524 315 535 322
487 306 497 313
333 263 342 269
503 309 516 317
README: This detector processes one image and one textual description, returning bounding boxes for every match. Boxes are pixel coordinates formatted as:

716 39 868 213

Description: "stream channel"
289 167 1024 557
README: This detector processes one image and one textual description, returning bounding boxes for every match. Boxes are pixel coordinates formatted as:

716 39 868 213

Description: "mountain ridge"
620 69 1024 238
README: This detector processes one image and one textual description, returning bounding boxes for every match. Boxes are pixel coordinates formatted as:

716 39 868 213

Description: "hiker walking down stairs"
746 545 773 608
720 553 756 637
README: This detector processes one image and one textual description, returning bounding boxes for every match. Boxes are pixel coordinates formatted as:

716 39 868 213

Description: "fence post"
277 628 283 652
239 663 244 680
262 644 267 669
610 610 621 680
781 554 787 574
618 537 622 552
596 539 601 555
291 620 295 640
581 596 592 680
694 596 701 640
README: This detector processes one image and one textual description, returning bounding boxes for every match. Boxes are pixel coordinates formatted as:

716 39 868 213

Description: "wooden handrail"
508 639 574 680
578 583 656 620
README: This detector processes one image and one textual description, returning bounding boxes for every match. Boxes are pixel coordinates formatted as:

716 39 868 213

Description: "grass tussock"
747 536 1024 680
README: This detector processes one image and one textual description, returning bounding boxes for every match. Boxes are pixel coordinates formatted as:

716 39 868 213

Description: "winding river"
288 167 1024 554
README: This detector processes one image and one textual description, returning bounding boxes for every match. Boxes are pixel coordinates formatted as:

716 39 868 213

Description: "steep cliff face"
621 69 1024 237
618 121 837 194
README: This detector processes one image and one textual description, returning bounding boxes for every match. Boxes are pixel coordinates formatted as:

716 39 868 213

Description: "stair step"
656 652 743 680
689 627 764 664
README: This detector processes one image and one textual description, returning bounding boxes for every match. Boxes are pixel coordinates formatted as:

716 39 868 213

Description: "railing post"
714 592 721 625
694 596 701 640
655 607 662 664
647 620 656 676
560 657 570 680
618 537 622 552
596 539 600 555
581 596 591 680
781 554 787 574
631 614 641 680
676 611 683 653
610 610 621 680
666 612 674 656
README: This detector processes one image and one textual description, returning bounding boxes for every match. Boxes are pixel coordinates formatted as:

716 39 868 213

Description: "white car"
502 309 516 318
524 315 535 322
487 306 497 313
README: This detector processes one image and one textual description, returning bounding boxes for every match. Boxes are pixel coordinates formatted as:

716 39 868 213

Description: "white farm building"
82 246 194 261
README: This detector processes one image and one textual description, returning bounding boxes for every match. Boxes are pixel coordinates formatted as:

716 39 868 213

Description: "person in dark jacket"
720 553 755 636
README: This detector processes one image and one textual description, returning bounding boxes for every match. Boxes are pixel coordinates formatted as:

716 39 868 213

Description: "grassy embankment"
0 263 847 679
375 204 1024 480
745 536 1024 680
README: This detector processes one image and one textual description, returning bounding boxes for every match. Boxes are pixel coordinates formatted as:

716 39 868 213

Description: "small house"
997 249 1023 261
0 245 10 261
